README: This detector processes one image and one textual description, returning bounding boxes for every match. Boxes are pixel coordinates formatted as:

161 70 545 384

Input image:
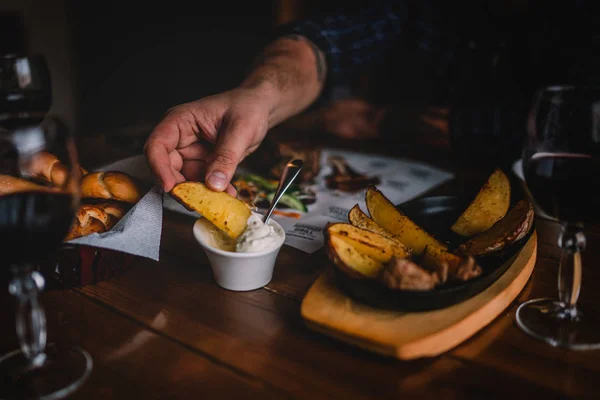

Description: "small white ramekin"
192 215 285 291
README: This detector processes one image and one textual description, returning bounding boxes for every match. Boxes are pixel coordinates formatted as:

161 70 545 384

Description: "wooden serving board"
301 231 537 360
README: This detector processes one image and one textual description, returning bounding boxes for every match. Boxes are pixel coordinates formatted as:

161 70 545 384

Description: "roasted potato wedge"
327 222 410 262
365 185 447 255
348 204 393 238
325 233 383 279
451 168 511 237
348 204 409 246
170 181 251 239
457 199 534 256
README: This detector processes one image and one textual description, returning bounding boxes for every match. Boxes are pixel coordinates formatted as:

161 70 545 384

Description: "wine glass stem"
9 266 47 365
557 223 585 318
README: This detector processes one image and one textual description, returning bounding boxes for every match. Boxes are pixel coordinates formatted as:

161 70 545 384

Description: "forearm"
240 35 326 129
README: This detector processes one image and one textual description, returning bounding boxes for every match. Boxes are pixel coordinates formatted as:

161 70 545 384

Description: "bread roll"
26 152 68 186
24 151 88 187
64 202 126 241
81 171 141 204
0 174 58 195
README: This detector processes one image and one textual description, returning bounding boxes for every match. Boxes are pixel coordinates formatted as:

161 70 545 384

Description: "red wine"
524 153 600 224
0 191 75 266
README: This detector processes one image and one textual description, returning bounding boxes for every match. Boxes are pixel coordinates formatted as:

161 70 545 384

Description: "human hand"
144 88 272 195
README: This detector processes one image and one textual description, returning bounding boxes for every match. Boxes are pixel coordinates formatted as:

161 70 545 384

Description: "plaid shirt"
278 1 407 99
276 0 599 163
277 0 599 103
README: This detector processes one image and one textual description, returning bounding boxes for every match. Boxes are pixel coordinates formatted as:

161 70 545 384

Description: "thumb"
205 118 252 192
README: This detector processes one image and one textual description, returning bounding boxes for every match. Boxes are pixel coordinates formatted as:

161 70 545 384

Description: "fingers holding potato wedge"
170 181 252 239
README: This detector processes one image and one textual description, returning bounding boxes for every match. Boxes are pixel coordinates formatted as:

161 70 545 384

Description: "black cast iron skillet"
332 171 534 312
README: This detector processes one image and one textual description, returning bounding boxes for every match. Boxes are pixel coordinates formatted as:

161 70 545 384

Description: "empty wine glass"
0 54 92 399
516 85 600 349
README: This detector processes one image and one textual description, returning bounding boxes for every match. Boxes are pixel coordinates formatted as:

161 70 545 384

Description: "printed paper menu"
233 148 454 253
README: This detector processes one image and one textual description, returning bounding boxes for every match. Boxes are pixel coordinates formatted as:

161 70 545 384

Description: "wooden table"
2 131 600 399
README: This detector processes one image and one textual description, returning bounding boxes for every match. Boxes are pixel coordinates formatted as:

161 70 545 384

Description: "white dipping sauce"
205 212 283 253
236 213 281 253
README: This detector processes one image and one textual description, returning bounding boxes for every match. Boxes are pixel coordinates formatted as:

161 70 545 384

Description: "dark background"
0 0 356 138
1 0 598 150
67 2 275 135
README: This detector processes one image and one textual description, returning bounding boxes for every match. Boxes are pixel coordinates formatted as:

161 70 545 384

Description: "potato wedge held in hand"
365 185 447 255
457 199 535 256
170 181 251 239
327 222 410 262
451 168 511 237
326 233 383 279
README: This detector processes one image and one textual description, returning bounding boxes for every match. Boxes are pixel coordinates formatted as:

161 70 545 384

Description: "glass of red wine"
0 54 92 398
516 85 600 349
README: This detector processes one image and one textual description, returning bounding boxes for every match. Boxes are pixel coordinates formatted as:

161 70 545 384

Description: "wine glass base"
516 298 600 350
0 343 92 400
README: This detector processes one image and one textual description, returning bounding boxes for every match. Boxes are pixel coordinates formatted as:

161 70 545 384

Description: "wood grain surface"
1 131 600 399
301 232 537 360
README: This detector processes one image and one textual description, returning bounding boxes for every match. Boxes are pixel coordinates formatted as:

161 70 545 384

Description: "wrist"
238 78 283 128
239 76 280 105
238 36 326 127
